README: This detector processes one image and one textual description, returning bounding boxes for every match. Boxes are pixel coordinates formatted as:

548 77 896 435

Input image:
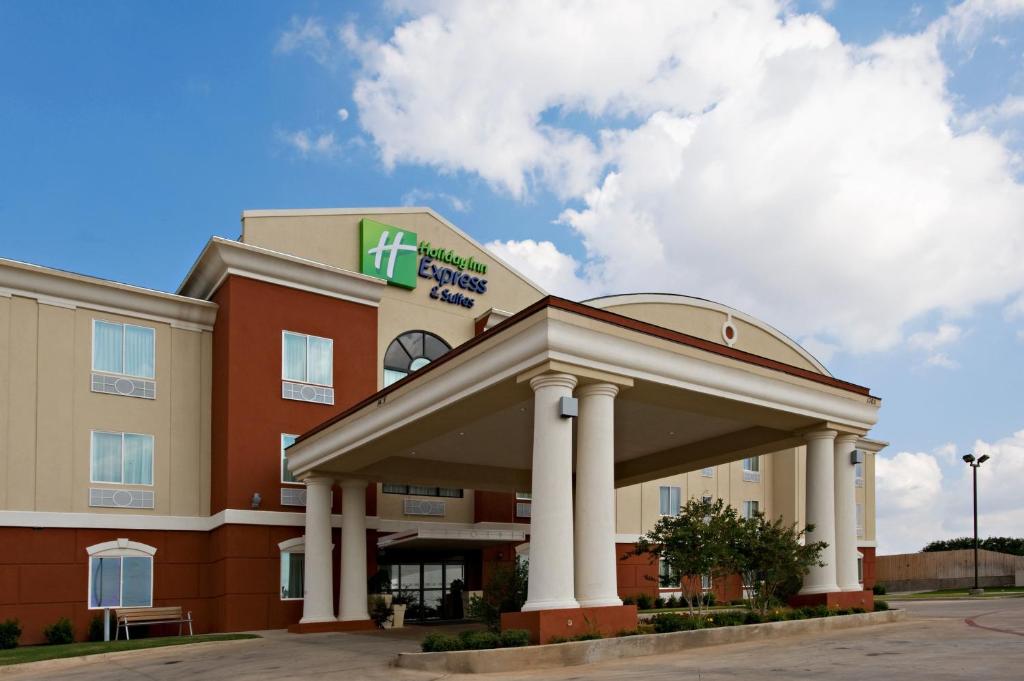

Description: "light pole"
962 453 990 596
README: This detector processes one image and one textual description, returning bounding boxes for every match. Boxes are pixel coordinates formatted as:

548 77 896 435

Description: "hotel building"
0 208 883 642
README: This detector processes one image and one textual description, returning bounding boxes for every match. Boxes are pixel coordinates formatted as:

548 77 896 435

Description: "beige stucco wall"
0 294 212 515
596 300 823 373
376 486 475 524
241 209 546 389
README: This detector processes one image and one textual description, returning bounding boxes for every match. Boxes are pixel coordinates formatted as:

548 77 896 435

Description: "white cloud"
924 352 960 369
275 16 332 65
875 428 1024 553
484 239 588 299
331 0 1024 356
960 94 1024 130
337 107 350 122
277 129 340 158
907 324 963 351
1005 293 1024 320
401 188 471 213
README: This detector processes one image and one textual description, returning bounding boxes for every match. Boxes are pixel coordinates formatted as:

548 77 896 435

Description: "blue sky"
2 1 1023 552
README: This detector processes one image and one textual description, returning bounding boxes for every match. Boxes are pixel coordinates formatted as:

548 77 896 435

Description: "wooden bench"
115 606 193 640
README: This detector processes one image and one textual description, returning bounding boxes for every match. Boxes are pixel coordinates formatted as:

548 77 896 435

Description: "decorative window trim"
700 467 714 478
89 431 155 487
91 319 156 380
86 539 156 610
281 330 334 387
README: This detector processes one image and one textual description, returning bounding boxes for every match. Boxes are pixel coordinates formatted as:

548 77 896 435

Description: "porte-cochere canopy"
286 296 880 626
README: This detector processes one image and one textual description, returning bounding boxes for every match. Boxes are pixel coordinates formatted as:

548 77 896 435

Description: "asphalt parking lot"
6 598 1022 680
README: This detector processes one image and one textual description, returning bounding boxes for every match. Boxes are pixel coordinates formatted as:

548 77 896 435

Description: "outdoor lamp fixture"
962 453 990 595
250 492 262 510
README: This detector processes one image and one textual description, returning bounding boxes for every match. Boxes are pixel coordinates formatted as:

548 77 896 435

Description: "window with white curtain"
282 331 333 386
659 558 680 588
280 550 305 600
659 486 681 516
90 431 154 485
701 574 713 591
281 434 298 483
742 456 761 482
742 500 759 518
92 320 155 379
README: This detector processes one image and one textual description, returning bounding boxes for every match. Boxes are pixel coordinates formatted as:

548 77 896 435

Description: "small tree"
466 560 528 631
737 512 827 614
634 498 745 616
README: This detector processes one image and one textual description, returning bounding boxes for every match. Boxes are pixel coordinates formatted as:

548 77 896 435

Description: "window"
282 331 333 386
701 574 713 591
86 540 154 609
91 431 154 485
742 456 761 482
280 550 305 600
742 500 759 519
855 460 864 487
383 331 451 387
382 484 463 498
92 320 155 379
659 486 681 516
702 494 713 505
700 467 714 477
857 553 864 584
281 434 298 483
856 502 865 537
515 492 532 500
659 559 680 588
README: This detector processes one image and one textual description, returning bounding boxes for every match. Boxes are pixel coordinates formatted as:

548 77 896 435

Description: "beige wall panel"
615 485 642 535
34 304 75 511
6 297 38 510
600 301 820 372
72 310 172 514
169 327 203 515
377 490 474 524
770 448 800 528
0 295 9 508
865 451 876 541
199 331 213 516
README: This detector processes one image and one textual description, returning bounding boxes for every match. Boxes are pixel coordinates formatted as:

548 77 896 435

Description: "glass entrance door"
390 562 465 620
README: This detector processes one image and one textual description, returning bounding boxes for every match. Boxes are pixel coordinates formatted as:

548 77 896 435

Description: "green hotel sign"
359 218 491 308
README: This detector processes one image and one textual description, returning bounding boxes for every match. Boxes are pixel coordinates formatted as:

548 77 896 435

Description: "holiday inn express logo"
360 218 419 288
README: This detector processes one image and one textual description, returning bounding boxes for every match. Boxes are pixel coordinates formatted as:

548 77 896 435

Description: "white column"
338 478 370 621
574 383 622 608
522 373 579 612
800 429 840 595
834 434 861 591
300 475 335 623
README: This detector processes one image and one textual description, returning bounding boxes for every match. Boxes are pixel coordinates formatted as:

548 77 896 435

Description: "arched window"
383 331 451 387
86 539 155 609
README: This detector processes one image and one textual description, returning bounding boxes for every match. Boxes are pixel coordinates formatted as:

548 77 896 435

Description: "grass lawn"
0 633 260 667
888 586 1024 600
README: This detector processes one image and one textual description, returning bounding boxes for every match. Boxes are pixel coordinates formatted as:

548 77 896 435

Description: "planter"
391 603 407 629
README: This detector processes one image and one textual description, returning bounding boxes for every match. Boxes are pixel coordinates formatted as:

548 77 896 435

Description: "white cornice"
240 206 549 296
0 257 217 330
177 237 386 307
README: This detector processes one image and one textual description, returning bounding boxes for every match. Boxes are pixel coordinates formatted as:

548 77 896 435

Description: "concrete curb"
0 637 260 678
395 609 907 674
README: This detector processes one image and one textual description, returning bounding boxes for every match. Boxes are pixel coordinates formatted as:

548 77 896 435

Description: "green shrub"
729 598 746 606
547 636 568 644
708 611 746 627
458 630 501 650
852 606 866 614
635 593 654 610
872 583 887 595
666 595 679 608
615 628 640 637
621 594 636 606
637 623 655 635
573 631 603 641
702 591 717 606
654 597 665 609
873 600 890 612
0 619 21 649
651 612 705 633
834 607 852 616
421 632 462 652
499 629 530 647
43 617 74 645
743 611 764 625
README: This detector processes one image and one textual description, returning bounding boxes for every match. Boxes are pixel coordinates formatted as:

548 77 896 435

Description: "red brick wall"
861 546 876 590
615 542 658 599
0 524 378 643
210 275 378 515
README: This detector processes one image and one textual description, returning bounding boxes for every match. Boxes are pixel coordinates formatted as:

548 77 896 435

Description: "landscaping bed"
0 634 259 667
398 607 905 673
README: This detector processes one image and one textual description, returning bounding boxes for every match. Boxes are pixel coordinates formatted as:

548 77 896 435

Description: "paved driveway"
7 599 1023 680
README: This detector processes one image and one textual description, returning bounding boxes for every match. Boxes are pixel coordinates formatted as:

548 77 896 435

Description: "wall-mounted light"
559 396 578 418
